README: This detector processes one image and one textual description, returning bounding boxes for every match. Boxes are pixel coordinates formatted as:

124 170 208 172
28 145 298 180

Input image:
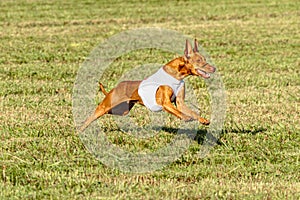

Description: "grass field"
0 0 299 199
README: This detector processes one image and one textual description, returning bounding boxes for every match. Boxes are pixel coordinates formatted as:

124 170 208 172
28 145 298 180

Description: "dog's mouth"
196 69 211 79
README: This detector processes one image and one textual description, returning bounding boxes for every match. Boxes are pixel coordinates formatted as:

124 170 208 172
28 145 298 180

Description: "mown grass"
0 0 299 199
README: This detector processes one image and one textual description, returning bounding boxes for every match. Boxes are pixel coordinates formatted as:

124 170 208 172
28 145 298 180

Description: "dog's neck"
163 56 190 80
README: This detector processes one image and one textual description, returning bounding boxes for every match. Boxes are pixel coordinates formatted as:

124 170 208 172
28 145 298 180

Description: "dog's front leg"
162 102 193 122
156 86 193 121
175 86 210 125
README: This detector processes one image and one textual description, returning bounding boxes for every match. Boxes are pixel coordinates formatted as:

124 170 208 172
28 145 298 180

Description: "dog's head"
182 39 216 79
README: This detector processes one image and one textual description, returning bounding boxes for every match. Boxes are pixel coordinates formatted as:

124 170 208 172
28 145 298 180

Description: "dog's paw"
199 118 210 125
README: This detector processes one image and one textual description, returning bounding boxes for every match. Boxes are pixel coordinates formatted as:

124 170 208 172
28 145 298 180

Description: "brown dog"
80 39 216 132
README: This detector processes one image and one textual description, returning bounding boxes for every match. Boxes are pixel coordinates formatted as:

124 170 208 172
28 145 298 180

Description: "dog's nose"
212 66 216 73
208 64 216 73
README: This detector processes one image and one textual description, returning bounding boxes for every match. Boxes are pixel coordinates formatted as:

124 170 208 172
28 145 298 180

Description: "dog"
79 39 216 132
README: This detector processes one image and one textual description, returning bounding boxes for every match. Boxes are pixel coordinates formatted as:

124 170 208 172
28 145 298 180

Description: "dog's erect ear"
184 39 193 58
193 39 199 52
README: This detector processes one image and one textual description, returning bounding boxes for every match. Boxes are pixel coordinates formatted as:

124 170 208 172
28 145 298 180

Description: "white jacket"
138 67 184 112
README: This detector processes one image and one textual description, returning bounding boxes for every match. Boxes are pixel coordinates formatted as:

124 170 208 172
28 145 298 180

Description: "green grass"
1 0 299 199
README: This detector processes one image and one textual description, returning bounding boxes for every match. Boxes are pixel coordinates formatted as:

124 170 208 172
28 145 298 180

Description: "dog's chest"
138 67 184 112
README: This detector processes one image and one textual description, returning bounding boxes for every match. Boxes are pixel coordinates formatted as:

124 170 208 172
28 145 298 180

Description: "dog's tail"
98 83 108 96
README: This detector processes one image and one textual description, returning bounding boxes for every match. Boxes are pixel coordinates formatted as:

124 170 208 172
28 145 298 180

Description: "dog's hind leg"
79 89 128 132
79 82 142 132
79 105 106 132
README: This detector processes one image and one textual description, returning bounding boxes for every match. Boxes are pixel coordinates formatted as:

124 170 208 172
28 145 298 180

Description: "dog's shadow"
103 125 266 146
161 126 213 145
161 126 267 145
